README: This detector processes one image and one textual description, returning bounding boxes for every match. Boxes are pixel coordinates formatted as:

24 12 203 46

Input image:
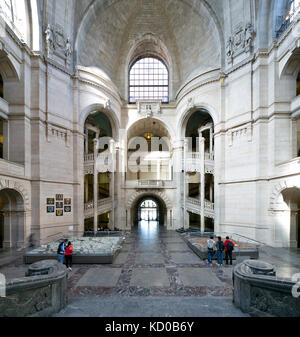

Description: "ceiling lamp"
144 133 154 141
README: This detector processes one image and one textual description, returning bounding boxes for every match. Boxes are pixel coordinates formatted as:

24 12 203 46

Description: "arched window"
0 0 27 41
129 57 169 103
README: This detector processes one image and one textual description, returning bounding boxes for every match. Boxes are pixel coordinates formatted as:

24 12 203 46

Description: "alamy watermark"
95 135 204 174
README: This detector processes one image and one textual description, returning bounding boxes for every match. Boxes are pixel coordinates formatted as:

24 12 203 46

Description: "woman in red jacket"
65 241 74 271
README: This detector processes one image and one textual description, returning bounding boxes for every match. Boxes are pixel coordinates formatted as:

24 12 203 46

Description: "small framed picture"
56 194 64 201
64 198 71 205
56 202 63 209
64 206 71 213
56 210 63 217
47 198 55 205
47 206 55 213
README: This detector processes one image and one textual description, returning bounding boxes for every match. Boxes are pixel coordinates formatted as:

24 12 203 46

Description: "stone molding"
46 124 71 147
127 190 172 209
0 178 30 210
227 122 253 146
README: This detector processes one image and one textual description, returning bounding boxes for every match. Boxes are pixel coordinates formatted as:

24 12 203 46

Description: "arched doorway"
139 199 159 222
274 187 300 247
0 189 25 249
131 195 167 227
184 109 215 232
83 110 114 233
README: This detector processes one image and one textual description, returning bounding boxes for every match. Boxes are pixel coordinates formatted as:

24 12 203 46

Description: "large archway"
0 188 25 249
273 186 300 247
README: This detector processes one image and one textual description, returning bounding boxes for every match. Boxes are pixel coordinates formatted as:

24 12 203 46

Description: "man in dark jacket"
224 236 234 265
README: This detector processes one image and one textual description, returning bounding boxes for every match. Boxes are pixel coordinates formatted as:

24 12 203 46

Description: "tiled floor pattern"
66 226 233 297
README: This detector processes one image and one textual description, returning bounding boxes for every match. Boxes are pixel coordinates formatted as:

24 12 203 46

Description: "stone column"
199 130 205 233
172 139 184 229
93 138 98 234
84 129 88 154
157 160 161 180
3 211 11 248
183 139 189 229
110 139 115 230
290 211 298 247
3 119 9 160
209 126 213 158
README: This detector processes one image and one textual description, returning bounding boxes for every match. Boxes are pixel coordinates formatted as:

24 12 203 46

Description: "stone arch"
0 179 30 211
127 190 172 210
178 101 218 138
278 48 300 80
80 103 120 141
127 116 175 141
269 179 300 211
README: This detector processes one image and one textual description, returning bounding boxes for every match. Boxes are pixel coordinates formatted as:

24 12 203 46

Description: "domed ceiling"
75 0 223 100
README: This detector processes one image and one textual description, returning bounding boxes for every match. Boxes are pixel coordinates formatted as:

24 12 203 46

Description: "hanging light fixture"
144 132 154 141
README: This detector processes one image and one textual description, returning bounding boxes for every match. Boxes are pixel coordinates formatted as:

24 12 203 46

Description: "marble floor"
65 222 234 298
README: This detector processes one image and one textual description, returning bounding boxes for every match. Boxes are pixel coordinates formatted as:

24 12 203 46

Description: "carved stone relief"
226 23 255 64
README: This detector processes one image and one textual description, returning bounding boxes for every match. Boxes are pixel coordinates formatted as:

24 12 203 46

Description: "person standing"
224 236 235 265
65 241 74 271
216 236 225 267
57 239 67 264
207 236 216 266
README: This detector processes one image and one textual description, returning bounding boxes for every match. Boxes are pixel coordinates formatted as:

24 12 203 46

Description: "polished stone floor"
65 222 234 298
2 222 300 317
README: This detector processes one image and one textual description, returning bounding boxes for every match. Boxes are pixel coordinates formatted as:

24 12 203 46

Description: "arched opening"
274 187 300 247
131 195 167 230
281 187 300 248
184 109 215 232
83 111 114 233
127 118 172 183
0 188 25 249
139 199 158 222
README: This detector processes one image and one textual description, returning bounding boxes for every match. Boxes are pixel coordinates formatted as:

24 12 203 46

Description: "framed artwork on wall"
64 198 71 205
47 198 55 205
64 206 71 213
47 206 55 213
56 202 63 209
56 194 64 201
56 210 63 217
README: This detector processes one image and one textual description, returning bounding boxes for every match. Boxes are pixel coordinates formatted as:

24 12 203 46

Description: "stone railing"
0 260 67 317
84 153 94 162
233 260 300 317
186 197 215 219
183 152 214 173
138 180 164 187
84 197 113 218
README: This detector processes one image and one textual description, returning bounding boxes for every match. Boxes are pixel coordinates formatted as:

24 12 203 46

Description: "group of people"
57 239 74 270
206 236 235 266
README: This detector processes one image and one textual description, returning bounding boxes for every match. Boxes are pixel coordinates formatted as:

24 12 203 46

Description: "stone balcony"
183 152 215 174
124 180 175 189
186 197 215 219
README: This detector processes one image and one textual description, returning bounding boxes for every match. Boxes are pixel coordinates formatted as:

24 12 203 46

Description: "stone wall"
0 261 67 317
